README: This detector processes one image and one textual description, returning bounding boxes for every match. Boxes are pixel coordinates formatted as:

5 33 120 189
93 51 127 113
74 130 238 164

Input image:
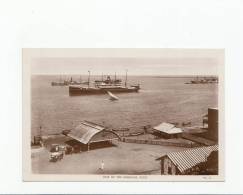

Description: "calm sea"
31 75 218 137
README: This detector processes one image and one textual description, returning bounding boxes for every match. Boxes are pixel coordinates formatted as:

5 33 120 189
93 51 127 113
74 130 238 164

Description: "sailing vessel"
107 91 119 101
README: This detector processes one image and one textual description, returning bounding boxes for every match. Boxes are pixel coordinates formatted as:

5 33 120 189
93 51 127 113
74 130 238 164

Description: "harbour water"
31 75 218 137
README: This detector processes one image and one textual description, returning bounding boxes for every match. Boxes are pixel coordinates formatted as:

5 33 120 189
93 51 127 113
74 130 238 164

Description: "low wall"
118 132 145 137
122 138 198 148
181 133 216 146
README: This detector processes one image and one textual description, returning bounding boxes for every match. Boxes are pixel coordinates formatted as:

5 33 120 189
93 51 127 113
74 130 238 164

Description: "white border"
1 0 243 193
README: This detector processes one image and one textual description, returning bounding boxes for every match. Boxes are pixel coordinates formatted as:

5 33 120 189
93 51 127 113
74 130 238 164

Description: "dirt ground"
32 140 187 175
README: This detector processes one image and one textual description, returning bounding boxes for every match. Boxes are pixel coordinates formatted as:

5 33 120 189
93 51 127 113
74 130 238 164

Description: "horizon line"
31 73 218 77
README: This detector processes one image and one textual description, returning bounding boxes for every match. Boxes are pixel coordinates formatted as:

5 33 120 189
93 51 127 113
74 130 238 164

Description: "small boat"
107 91 119 101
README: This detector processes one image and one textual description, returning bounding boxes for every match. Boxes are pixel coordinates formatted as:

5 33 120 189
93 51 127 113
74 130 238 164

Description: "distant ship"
69 71 140 96
185 76 218 84
51 76 88 86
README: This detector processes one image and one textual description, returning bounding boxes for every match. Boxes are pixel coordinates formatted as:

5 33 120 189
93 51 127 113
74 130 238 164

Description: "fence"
122 138 199 148
118 132 145 137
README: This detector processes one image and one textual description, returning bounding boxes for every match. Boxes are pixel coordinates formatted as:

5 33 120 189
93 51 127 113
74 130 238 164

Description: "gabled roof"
153 122 183 134
157 145 218 173
66 121 105 144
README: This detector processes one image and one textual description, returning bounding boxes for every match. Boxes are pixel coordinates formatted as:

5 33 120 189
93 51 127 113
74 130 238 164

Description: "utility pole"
39 125 42 137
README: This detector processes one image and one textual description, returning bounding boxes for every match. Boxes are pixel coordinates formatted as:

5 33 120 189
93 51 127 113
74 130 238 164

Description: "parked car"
49 152 64 162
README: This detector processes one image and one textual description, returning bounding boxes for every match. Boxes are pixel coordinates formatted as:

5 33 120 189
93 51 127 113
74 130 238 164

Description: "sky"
23 49 223 76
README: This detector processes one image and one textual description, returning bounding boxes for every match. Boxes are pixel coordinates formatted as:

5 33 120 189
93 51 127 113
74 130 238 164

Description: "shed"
156 145 218 175
153 122 183 139
64 121 121 151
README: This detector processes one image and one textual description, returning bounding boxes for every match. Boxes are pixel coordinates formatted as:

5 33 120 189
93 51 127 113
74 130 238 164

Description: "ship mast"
125 69 128 87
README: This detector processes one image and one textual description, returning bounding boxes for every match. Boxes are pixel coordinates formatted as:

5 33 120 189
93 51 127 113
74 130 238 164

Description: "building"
63 121 121 151
207 108 218 141
156 145 218 175
205 151 219 175
200 150 218 175
153 122 183 139
202 108 218 142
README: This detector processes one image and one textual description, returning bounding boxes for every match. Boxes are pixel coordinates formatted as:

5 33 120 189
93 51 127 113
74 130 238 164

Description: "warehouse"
156 145 218 175
63 121 121 151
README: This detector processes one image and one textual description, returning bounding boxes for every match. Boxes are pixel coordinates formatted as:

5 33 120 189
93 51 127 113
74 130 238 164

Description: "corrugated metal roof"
66 121 105 144
153 122 183 134
162 145 218 173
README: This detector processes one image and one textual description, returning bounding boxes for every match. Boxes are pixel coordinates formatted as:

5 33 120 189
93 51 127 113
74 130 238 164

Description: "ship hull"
69 86 139 96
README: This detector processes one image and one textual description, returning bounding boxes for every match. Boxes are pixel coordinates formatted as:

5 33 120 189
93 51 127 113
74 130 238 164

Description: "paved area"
32 140 187 175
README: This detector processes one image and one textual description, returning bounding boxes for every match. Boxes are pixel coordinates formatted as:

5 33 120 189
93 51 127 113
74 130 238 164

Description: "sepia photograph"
23 48 224 181
2 0 243 193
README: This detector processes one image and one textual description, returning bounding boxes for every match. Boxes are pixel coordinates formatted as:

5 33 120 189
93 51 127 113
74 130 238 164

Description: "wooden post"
87 143 90 151
161 159 164 175
125 69 127 87
88 70 90 88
